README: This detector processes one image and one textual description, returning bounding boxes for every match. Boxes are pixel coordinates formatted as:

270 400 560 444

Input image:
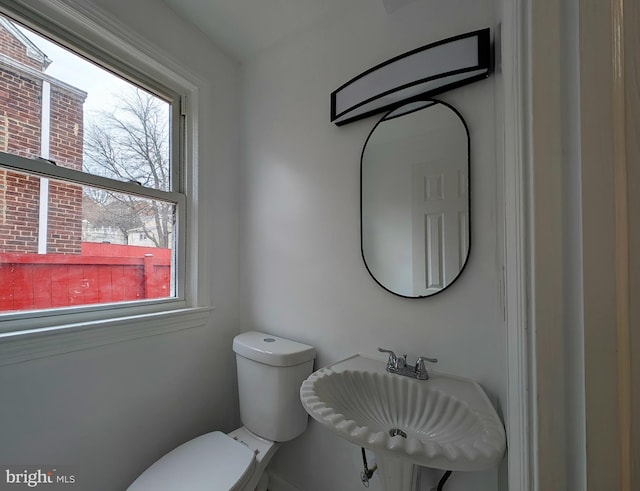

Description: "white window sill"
0 307 212 366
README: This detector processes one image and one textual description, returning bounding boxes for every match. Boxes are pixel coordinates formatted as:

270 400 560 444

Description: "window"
0 8 187 321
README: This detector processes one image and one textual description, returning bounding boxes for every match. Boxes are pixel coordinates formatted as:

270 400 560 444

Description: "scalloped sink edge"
299 354 506 471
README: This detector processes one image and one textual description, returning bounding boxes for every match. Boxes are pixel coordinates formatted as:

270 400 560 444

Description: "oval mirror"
361 99 470 298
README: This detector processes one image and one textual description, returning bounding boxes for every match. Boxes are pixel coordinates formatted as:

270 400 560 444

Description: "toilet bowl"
127 332 315 491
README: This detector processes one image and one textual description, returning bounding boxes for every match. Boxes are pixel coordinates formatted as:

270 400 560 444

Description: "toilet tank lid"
233 331 316 367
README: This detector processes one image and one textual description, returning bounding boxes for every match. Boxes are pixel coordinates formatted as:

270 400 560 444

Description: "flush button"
263 338 276 343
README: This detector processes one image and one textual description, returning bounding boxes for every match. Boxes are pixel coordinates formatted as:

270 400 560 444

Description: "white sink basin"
300 354 506 472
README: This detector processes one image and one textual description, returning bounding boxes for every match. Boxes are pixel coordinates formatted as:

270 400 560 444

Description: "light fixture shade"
331 28 491 126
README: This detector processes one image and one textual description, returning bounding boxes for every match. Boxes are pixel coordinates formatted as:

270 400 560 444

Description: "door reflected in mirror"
361 100 470 298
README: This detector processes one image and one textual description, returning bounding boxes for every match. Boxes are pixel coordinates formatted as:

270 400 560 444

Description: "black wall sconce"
331 28 491 126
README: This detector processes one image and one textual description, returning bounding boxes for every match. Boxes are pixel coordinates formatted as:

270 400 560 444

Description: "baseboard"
267 470 302 491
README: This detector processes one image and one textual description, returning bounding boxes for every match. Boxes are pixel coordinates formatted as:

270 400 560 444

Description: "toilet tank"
233 331 316 442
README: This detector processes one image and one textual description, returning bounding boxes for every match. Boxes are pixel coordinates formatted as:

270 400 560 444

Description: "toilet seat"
127 432 256 491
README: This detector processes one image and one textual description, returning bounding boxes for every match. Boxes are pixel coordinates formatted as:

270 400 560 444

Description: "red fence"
0 244 171 312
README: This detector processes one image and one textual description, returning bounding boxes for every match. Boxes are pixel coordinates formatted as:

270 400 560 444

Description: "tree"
83 88 173 248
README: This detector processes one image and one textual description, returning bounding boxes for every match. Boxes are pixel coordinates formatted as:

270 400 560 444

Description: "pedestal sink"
299 354 506 491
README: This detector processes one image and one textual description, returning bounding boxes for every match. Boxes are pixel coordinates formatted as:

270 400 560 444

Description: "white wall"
240 1 504 490
0 1 243 490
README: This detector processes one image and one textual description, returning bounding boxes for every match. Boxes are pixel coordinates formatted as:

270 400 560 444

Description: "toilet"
128 331 316 491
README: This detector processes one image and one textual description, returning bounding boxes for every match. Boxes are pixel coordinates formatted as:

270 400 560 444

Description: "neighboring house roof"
0 17 87 100
0 16 51 69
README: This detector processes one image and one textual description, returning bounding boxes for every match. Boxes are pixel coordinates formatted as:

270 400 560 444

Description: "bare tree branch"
83 88 172 248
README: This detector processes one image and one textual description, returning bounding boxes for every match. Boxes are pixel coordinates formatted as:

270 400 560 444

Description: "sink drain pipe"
360 448 377 487
435 470 452 491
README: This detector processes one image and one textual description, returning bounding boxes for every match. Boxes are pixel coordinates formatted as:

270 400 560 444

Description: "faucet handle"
415 356 438 372
417 356 438 364
377 347 397 367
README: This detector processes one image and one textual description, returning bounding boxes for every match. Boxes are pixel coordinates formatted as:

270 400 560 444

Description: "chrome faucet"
378 348 438 380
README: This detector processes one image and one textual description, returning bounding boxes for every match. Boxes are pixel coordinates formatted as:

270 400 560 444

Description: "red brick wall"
0 172 40 252
0 21 85 254
47 181 83 254
46 84 85 254
0 70 42 158
50 87 84 170
0 66 42 253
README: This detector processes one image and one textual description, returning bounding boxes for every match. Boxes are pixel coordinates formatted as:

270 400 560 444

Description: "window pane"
0 171 175 312
0 11 181 315
0 13 171 190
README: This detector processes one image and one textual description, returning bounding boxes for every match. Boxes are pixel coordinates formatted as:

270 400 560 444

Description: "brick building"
0 17 86 254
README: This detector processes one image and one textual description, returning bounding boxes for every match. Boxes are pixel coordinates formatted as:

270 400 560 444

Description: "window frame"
0 0 205 344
